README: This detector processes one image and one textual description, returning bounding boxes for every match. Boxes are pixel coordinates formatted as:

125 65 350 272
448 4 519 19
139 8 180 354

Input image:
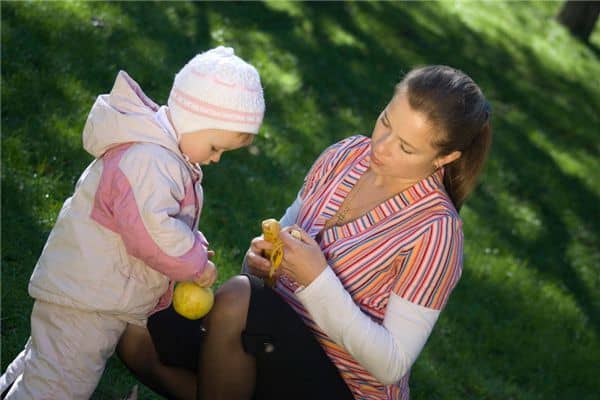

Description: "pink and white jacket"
28 71 209 324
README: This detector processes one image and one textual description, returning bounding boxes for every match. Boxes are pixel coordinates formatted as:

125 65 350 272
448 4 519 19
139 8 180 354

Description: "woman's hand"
244 235 275 279
278 225 327 287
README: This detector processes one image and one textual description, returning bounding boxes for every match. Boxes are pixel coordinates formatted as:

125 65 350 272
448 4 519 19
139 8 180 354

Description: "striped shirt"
276 135 463 399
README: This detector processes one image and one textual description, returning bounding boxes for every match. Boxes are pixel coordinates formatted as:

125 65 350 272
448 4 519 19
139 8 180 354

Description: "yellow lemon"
173 282 214 320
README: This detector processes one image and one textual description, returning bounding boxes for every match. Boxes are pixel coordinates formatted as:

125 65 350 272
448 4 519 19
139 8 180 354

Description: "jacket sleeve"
110 144 208 281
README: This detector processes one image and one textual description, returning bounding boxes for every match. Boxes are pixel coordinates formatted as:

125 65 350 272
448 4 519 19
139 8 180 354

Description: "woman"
117 65 492 400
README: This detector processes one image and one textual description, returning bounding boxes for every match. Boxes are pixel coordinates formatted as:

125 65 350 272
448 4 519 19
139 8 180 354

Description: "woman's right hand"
243 235 274 278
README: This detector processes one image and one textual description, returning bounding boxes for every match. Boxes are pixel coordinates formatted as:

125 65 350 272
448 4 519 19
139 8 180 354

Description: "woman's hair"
396 65 492 211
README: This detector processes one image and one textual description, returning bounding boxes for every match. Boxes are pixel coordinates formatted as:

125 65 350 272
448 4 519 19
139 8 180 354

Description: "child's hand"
194 260 217 287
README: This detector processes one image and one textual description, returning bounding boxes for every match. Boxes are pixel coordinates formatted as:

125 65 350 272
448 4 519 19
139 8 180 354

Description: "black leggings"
147 275 354 400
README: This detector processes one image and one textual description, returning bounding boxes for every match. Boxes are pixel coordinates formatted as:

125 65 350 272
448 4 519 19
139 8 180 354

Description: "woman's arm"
295 267 439 384
278 216 462 384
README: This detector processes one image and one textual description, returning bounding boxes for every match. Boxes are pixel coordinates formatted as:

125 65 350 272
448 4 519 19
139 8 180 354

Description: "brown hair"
396 65 492 211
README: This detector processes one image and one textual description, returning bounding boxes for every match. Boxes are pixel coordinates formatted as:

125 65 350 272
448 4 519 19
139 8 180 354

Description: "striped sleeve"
392 216 463 310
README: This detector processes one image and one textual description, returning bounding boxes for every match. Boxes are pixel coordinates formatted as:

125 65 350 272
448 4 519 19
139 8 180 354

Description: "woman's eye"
400 143 413 154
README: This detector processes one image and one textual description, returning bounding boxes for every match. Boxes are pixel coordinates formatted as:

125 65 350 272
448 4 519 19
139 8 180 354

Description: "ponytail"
397 65 493 212
444 120 492 211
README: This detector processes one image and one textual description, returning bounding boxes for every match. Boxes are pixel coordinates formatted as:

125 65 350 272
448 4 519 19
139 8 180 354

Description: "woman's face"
370 92 459 183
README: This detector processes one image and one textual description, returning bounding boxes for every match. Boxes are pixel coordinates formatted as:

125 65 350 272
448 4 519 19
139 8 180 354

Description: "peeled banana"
261 219 301 287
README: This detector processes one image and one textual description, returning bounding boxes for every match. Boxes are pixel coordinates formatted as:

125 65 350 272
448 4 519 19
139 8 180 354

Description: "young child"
0 46 265 399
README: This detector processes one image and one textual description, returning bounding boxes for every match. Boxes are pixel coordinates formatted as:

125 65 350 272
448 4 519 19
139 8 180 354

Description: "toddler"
0 46 265 399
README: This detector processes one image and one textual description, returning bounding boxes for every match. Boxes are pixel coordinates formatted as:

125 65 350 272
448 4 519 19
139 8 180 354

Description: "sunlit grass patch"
2 1 599 399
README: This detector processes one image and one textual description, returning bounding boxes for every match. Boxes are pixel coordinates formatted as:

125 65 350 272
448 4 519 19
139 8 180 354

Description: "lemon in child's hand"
173 282 214 320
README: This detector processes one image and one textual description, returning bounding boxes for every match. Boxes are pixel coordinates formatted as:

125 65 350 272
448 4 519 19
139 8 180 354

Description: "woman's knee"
116 324 159 376
206 275 251 327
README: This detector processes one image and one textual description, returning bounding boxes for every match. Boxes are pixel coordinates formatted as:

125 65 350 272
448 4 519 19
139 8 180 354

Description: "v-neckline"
315 152 445 243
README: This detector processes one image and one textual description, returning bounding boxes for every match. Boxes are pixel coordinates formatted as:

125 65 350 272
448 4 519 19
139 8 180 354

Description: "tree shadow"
195 3 599 397
2 1 598 398
412 267 599 399
590 42 600 58
197 0 600 328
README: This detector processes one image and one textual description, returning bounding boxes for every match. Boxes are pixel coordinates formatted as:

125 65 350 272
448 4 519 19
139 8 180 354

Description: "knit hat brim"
168 87 263 134
167 46 265 136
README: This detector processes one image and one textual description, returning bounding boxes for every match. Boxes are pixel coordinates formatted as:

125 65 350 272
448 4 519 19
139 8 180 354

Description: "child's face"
179 129 254 165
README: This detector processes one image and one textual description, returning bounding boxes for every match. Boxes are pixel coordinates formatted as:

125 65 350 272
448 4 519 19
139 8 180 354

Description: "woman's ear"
435 150 462 168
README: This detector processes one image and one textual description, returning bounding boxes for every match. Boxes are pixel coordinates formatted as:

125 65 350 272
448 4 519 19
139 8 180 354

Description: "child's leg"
5 300 126 400
117 323 196 400
0 341 29 396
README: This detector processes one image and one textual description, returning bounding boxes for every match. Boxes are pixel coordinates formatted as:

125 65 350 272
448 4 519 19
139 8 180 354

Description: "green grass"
2 1 599 399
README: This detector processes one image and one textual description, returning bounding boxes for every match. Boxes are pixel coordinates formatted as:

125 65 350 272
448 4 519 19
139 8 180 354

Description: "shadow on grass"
1 175 45 349
2 1 598 399
198 0 600 319
413 267 599 399
195 2 600 398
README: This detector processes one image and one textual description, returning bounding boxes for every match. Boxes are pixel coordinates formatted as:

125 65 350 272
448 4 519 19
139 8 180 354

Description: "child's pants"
2 300 127 399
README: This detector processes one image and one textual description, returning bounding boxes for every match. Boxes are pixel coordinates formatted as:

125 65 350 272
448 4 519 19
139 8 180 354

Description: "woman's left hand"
278 225 327 287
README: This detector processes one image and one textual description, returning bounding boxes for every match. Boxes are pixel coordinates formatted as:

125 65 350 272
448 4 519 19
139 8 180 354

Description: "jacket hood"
82 70 180 158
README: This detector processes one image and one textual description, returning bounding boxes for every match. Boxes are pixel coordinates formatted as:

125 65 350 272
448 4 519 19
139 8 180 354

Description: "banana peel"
261 219 301 287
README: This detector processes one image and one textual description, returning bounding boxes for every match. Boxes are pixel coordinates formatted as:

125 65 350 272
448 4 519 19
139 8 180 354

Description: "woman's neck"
368 169 420 194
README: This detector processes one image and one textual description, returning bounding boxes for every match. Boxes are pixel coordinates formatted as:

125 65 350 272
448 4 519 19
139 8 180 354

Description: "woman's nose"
211 152 222 163
373 132 391 154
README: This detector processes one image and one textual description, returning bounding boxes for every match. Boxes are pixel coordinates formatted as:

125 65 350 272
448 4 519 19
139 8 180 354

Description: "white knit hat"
168 46 265 135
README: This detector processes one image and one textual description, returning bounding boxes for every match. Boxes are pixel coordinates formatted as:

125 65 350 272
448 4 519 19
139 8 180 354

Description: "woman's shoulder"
418 191 463 232
319 134 370 167
411 169 461 221
301 135 369 197
393 184 462 235
331 134 370 153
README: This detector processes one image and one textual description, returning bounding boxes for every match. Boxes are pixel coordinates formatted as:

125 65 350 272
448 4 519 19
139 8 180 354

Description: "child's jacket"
28 71 209 324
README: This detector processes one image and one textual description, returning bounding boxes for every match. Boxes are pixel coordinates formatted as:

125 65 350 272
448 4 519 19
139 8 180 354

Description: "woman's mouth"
370 152 383 166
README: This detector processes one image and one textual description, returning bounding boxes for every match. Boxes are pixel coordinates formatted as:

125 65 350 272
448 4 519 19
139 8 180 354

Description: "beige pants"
3 301 127 399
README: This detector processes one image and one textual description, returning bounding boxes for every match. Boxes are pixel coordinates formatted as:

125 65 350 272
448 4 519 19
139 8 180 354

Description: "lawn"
2 1 599 399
